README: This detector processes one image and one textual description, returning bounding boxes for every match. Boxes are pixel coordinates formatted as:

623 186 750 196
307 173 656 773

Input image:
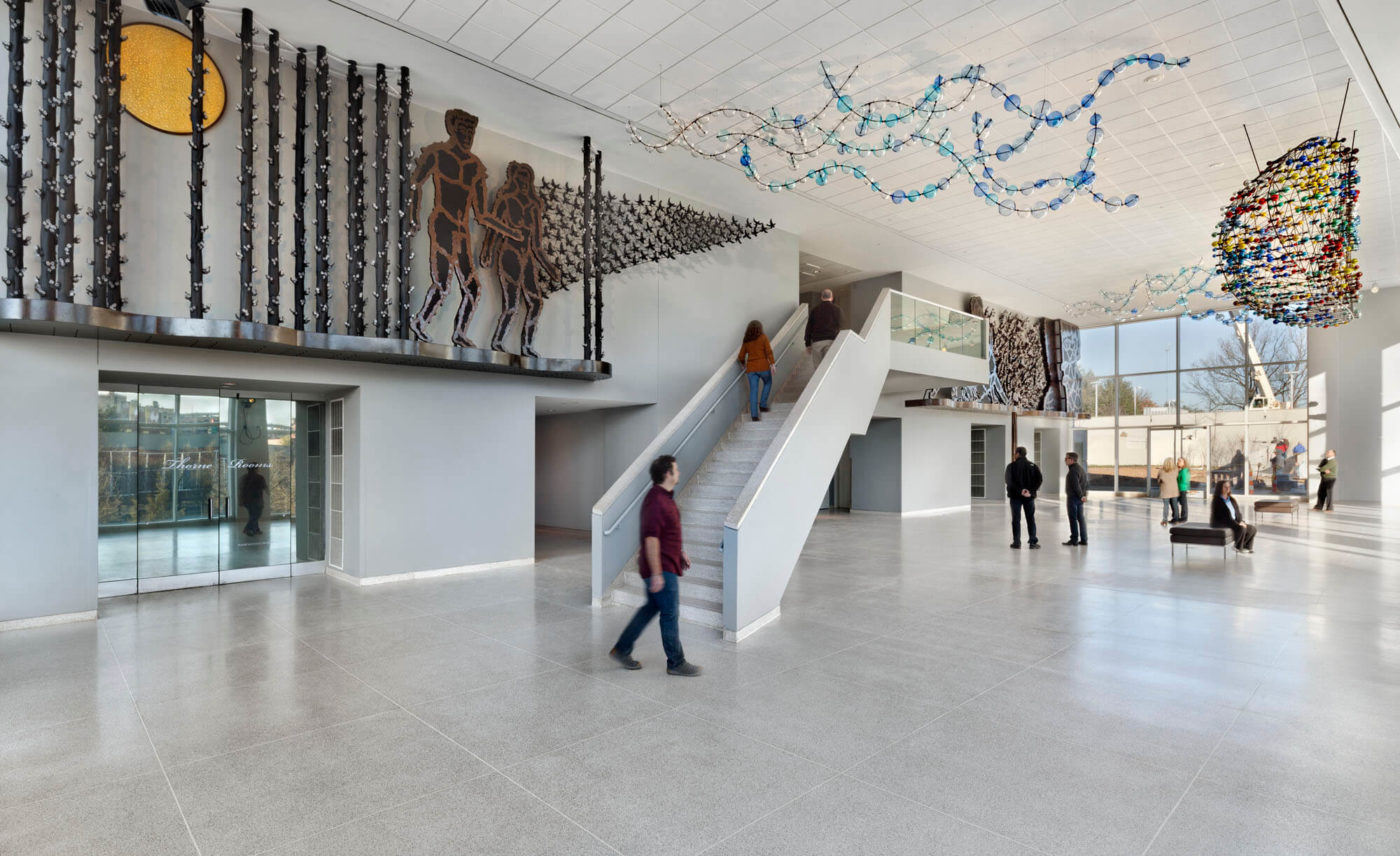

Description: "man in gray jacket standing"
1063 452 1088 546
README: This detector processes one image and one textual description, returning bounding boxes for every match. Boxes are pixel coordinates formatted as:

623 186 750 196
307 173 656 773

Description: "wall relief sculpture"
972 297 1047 411
1059 322 1083 414
482 162 560 357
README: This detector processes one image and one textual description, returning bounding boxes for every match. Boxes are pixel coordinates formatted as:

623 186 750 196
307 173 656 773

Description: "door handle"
224 497 230 517
207 497 214 519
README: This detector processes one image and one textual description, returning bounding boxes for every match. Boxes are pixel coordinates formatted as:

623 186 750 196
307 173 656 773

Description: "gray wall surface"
901 411 976 513
850 418 902 513
1309 288 1400 504
0 337 99 622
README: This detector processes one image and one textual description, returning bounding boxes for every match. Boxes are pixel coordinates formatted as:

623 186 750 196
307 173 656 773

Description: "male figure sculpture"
482 162 561 357
406 110 520 346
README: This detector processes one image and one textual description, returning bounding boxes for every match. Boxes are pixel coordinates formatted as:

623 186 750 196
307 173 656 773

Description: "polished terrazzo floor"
3 501 1398 855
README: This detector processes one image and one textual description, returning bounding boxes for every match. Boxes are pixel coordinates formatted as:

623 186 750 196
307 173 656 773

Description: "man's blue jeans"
1066 495 1086 543
747 370 772 418
614 571 684 670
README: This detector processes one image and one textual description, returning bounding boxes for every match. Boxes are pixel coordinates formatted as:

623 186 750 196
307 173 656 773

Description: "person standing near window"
1176 457 1191 523
1063 452 1088 547
1157 457 1180 526
1314 450 1337 512
737 320 775 422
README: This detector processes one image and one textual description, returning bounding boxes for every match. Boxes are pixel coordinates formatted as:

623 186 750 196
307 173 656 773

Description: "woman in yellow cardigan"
737 320 775 422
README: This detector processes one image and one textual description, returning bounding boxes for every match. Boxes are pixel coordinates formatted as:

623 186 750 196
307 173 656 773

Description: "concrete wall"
0 337 99 623
849 418 902 513
1309 288 1400 504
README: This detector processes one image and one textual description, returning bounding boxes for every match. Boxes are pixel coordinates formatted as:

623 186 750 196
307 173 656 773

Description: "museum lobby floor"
3 501 1398 855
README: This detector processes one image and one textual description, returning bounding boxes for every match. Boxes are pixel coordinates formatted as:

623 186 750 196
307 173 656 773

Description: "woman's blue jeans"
748 370 772 418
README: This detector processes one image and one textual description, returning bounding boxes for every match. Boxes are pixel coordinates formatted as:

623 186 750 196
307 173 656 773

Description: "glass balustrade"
889 291 986 358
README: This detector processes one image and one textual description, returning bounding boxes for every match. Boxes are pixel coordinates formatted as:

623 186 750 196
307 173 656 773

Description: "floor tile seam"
319 655 628 856
1137 668 1273 856
292 624 502 671
839 775 1061 856
1188 765 1400 833
690 771 844 855
834 637 1084 775
97 621 206 856
364 663 572 709
241 775 497 856
494 706 678 774
670 708 849 776
118 653 354 708
405 663 662 716
156 707 405 772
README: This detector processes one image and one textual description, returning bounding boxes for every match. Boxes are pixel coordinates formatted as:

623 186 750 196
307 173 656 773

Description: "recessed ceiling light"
1208 161 1224 168
1142 73 1164 84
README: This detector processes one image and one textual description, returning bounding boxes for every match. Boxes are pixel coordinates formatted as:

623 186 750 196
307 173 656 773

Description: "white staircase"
612 359 815 626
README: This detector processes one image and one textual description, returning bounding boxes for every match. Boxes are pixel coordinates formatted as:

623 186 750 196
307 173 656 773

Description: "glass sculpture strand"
629 54 1189 216
1066 265 1223 321
1212 136 1361 328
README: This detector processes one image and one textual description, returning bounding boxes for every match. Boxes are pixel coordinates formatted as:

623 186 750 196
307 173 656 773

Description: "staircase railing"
591 303 808 604
721 288 896 639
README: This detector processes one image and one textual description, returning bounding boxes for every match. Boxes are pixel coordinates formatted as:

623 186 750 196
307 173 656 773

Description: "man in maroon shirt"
609 455 702 676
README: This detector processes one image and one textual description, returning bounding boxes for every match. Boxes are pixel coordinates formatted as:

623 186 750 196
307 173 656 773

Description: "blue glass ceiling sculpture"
629 54 1190 217
1066 265 1223 321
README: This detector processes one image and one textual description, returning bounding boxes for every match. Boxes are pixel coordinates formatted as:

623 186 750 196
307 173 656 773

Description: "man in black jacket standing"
805 289 843 367
1005 446 1043 549
1063 451 1088 546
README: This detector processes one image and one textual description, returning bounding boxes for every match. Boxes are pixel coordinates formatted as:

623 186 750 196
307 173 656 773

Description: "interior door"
218 391 295 584
134 387 224 592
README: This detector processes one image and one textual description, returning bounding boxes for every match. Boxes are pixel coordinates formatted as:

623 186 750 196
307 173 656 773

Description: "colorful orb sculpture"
1212 136 1360 327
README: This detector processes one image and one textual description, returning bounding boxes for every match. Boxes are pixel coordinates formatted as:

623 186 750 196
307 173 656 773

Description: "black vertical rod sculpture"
344 60 365 336
394 66 411 338
372 63 389 337
104 0 122 307
55 0 77 302
188 4 207 318
313 45 330 333
593 149 604 361
4 0 28 298
265 28 282 326
581 136 592 360
90 0 109 308
292 48 306 330
37 0 57 298
236 7 255 322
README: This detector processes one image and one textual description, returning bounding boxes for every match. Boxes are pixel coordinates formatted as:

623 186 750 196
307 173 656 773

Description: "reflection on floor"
98 519 296 581
4 502 1398 855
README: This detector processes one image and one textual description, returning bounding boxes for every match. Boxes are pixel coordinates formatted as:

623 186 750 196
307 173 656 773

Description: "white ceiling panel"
341 0 1400 302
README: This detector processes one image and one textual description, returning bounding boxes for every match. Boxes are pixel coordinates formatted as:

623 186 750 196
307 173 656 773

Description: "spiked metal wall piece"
313 45 329 333
187 4 208 318
344 60 365 336
581 137 592 359
266 27 283 326
4 0 29 298
372 63 389 337
236 7 256 322
394 66 411 338
90 0 123 309
292 47 306 330
592 149 603 360
37 0 57 299
54 0 77 302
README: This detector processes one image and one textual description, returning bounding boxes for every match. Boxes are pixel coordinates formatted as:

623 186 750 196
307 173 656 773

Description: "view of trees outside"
1075 316 1309 497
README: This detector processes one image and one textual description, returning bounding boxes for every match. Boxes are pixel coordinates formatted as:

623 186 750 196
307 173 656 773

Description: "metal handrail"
600 313 805 537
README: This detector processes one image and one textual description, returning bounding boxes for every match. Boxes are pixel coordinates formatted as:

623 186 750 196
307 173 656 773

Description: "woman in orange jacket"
737 320 775 421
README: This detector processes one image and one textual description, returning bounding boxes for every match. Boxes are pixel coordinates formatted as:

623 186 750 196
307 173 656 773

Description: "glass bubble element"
997 198 1016 216
1097 69 1114 85
1031 200 1048 218
923 183 938 197
1004 93 1021 111
1104 195 1122 211
1087 127 1105 144
1047 111 1063 126
996 143 1014 161
891 189 906 204
837 95 853 112
1148 52 1164 68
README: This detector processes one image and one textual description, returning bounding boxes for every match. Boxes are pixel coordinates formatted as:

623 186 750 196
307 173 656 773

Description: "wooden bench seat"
1252 499 1300 525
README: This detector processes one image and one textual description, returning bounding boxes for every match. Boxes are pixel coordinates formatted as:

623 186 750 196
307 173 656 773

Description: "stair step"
692 473 748 490
619 572 723 604
684 482 738 500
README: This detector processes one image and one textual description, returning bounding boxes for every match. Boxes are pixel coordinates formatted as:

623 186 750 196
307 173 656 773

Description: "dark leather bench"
1169 523 1231 561
1252 499 1300 525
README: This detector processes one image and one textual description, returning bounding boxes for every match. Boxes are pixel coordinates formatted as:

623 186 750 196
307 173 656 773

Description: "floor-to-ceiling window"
1074 315 1308 498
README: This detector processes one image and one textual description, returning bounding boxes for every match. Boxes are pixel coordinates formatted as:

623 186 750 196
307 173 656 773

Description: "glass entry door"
98 385 318 596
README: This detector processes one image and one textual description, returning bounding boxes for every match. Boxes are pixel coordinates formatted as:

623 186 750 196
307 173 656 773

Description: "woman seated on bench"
1211 481 1257 554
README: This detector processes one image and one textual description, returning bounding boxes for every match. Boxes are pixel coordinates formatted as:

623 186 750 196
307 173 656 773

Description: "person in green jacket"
1175 457 1191 522
1314 450 1337 511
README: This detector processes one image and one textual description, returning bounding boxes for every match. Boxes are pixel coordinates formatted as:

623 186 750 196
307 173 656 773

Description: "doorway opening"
97 384 327 596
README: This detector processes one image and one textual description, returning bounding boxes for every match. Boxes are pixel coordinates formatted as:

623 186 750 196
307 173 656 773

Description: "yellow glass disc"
119 23 226 135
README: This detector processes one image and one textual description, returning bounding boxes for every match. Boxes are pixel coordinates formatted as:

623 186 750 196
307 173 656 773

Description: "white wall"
901 410 976 514
0 337 99 623
1309 288 1400 504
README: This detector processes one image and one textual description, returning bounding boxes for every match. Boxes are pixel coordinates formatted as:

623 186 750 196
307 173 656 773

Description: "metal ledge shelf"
0 299 611 380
